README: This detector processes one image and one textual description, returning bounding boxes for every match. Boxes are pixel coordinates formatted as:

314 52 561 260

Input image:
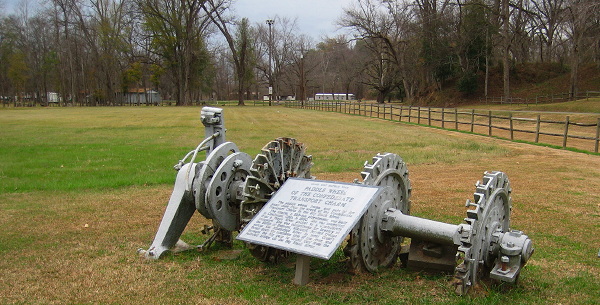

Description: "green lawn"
0 106 509 193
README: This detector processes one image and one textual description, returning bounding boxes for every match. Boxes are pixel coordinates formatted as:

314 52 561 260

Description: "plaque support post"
293 254 311 286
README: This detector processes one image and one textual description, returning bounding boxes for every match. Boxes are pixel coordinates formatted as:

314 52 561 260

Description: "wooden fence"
1 98 273 107
479 91 600 104
285 101 600 154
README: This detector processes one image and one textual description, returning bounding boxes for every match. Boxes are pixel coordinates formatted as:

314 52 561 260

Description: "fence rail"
1 99 273 107
285 101 600 154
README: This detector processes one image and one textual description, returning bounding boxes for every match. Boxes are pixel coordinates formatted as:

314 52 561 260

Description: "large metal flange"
347 153 412 272
193 142 239 218
454 171 512 295
361 153 412 215
205 152 252 231
359 190 400 272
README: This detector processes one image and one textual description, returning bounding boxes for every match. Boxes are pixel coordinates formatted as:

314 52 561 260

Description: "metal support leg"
140 163 197 259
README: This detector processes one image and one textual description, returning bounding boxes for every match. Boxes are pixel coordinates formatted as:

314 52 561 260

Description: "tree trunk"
502 0 510 101
376 89 389 103
570 43 579 99
237 72 245 106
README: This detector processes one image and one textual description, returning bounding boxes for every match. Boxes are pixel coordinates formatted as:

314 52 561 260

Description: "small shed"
123 88 162 105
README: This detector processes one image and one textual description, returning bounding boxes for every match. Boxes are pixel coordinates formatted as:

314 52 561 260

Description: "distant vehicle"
314 93 356 101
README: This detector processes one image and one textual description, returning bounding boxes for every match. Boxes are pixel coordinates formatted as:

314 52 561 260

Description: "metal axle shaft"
381 208 463 246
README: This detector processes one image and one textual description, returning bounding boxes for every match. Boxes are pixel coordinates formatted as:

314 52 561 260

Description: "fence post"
488 111 492 136
470 109 475 133
454 108 458 130
509 113 514 140
594 118 600 153
418 107 421 124
385 104 388 119
441 108 445 129
408 107 412 123
400 106 404 122
563 116 570 148
428 108 431 126
535 115 541 143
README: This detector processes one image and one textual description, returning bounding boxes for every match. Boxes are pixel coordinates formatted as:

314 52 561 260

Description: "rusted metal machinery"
139 107 533 295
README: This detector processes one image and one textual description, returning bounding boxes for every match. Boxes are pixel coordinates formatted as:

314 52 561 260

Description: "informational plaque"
237 178 382 260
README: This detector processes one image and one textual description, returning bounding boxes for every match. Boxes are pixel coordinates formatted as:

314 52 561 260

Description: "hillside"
425 63 600 106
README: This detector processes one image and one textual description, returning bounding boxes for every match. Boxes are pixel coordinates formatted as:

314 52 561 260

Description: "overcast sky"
2 0 354 39
234 0 354 39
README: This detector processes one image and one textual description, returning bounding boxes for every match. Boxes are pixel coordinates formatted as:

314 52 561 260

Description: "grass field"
297 99 600 153
0 106 599 304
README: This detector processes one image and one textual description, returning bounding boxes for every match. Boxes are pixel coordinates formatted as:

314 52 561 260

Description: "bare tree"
564 0 600 99
280 34 315 101
531 0 567 62
501 0 511 100
339 0 414 102
139 0 212 105
201 0 256 105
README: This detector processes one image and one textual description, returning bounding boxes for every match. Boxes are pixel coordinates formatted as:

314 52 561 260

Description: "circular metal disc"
455 171 511 295
205 152 252 231
350 153 411 272
359 192 401 272
193 142 239 218
465 188 510 286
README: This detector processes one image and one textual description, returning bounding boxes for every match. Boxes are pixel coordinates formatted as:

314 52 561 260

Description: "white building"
314 93 356 101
